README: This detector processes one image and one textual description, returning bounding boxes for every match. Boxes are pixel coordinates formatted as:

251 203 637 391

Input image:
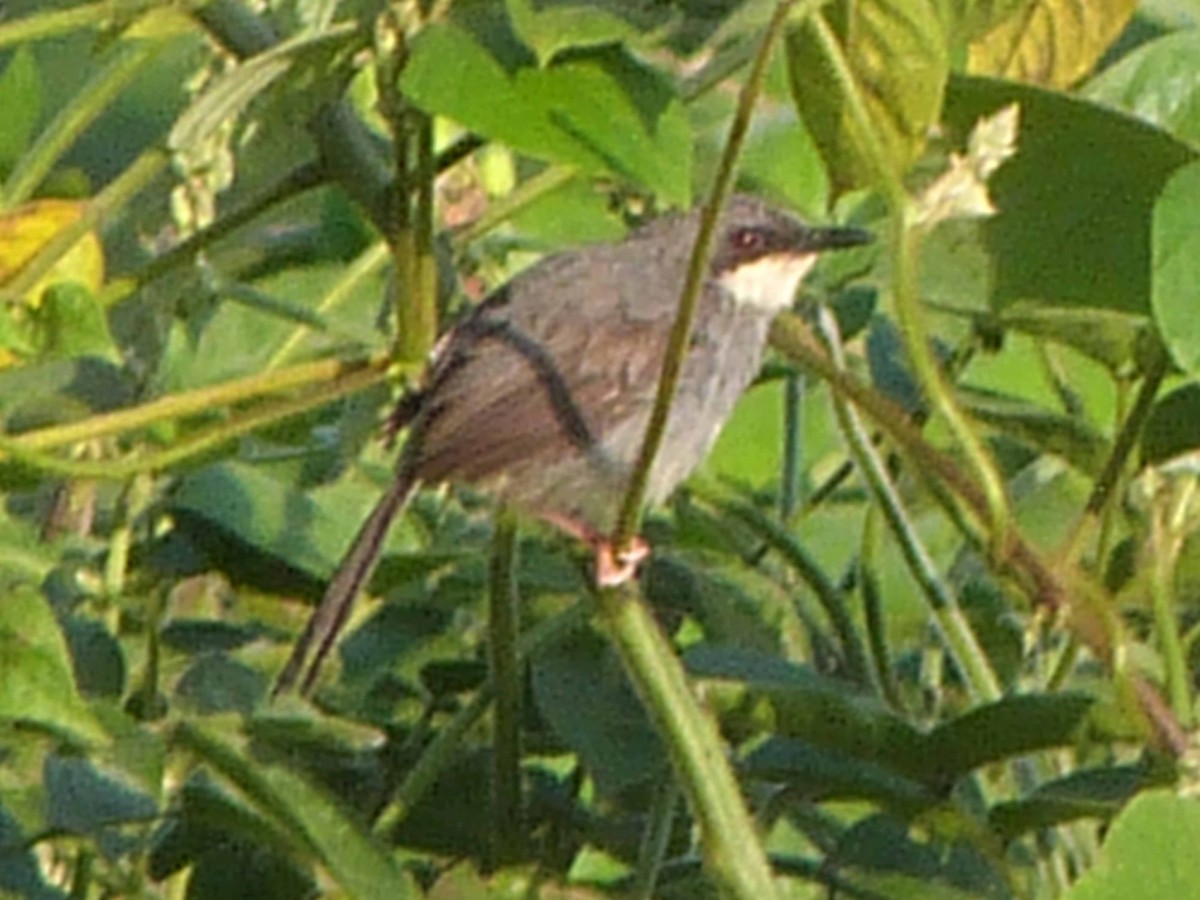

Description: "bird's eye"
731 227 765 252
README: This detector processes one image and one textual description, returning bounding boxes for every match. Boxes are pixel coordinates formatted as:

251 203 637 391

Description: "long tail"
274 468 418 696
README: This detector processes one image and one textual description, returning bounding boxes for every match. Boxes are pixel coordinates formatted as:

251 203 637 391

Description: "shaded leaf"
968 0 1137 89
46 753 157 858
174 721 417 900
175 653 269 715
1152 159 1200 375
943 76 1196 313
996 303 1152 374
1140 382 1200 466
959 387 1111 476
920 693 1093 783
990 762 1167 842
786 0 949 193
0 800 67 900
531 626 665 797
744 736 938 818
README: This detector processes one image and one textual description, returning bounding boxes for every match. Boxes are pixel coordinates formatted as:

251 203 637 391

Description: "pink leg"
537 512 651 586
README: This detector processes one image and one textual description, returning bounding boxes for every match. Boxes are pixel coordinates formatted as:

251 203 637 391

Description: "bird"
275 194 870 694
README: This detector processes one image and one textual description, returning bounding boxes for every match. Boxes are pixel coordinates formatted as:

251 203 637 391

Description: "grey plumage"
276 194 868 694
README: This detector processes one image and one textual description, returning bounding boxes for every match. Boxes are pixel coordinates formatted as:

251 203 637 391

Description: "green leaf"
174 721 418 900
785 0 950 194
996 303 1153 374
920 693 1094 783
1084 30 1200 147
45 754 157 858
935 0 1032 45
685 645 928 776
1064 790 1200 900
175 653 269 715
0 586 107 745
990 763 1167 842
530 626 666 797
505 0 669 65
958 387 1111 476
1152 159 1200 375
1140 383 1200 466
0 800 66 900
0 46 43 172
967 0 1136 89
169 461 420 583
34 282 119 363
943 76 1197 313
744 736 938 818
401 24 692 205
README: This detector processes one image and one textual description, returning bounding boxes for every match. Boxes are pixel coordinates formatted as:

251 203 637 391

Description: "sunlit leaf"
1064 790 1200 899
1084 30 1200 147
504 0 669 65
0 586 108 745
0 46 42 172
0 200 104 305
1151 159 1200 375
968 0 1137 89
786 0 949 193
401 24 692 205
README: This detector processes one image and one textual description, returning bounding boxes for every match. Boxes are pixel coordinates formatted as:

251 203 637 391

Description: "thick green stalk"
488 507 524 866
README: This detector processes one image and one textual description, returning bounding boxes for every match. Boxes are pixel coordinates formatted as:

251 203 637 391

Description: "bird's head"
710 195 871 313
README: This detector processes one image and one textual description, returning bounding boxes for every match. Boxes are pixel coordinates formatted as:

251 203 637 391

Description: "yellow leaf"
968 0 1137 89
0 199 105 306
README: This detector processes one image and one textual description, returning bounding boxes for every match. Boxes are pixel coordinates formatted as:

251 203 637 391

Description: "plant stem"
488 507 523 866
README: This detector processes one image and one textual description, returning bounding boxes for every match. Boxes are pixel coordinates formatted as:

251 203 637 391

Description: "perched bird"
276 194 869 694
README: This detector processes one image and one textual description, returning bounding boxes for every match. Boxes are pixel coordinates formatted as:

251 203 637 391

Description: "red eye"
732 227 765 251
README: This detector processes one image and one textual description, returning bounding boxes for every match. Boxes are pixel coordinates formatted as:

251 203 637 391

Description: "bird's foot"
594 536 650 587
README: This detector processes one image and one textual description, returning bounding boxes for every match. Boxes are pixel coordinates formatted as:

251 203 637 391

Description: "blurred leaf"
744 736 938 817
968 0 1137 88
1140 382 1200 466
401 25 692 205
936 0 1032 45
990 763 1166 842
996 303 1151 374
161 618 268 654
943 76 1196 313
0 800 67 900
0 586 107 745
174 721 417 899
62 617 125 698
508 176 628 246
685 644 928 776
176 653 269 715
531 626 666 797
786 0 949 194
920 693 1093 783
959 387 1111 476
34 282 119 362
1064 790 1200 899
1084 30 1200 147
0 47 42 172
834 814 1007 900
46 753 157 858
505 0 670 64
169 461 419 584
0 199 104 305
867 314 926 416
1152 159 1200 375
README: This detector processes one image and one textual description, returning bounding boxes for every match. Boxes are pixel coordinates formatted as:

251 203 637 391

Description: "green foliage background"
1 0 1200 898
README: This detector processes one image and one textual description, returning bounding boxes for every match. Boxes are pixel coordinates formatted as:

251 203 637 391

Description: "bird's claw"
595 537 650 587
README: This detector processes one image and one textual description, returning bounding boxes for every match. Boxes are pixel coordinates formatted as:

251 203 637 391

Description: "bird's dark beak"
800 225 873 253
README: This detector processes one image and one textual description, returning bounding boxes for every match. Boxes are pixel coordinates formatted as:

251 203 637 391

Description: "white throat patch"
716 253 817 312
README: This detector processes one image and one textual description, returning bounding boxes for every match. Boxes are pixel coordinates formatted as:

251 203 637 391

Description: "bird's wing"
411 249 680 486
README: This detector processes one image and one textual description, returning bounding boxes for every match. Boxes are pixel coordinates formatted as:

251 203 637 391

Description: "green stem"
595 582 781 900
0 0 209 48
488 507 523 866
780 372 804 519
612 0 805 552
5 353 391 453
806 13 1010 549
816 308 1000 702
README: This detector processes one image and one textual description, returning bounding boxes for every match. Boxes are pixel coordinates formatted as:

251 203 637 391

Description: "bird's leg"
536 512 650 586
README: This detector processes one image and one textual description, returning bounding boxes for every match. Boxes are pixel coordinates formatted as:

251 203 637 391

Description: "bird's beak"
799 225 873 253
